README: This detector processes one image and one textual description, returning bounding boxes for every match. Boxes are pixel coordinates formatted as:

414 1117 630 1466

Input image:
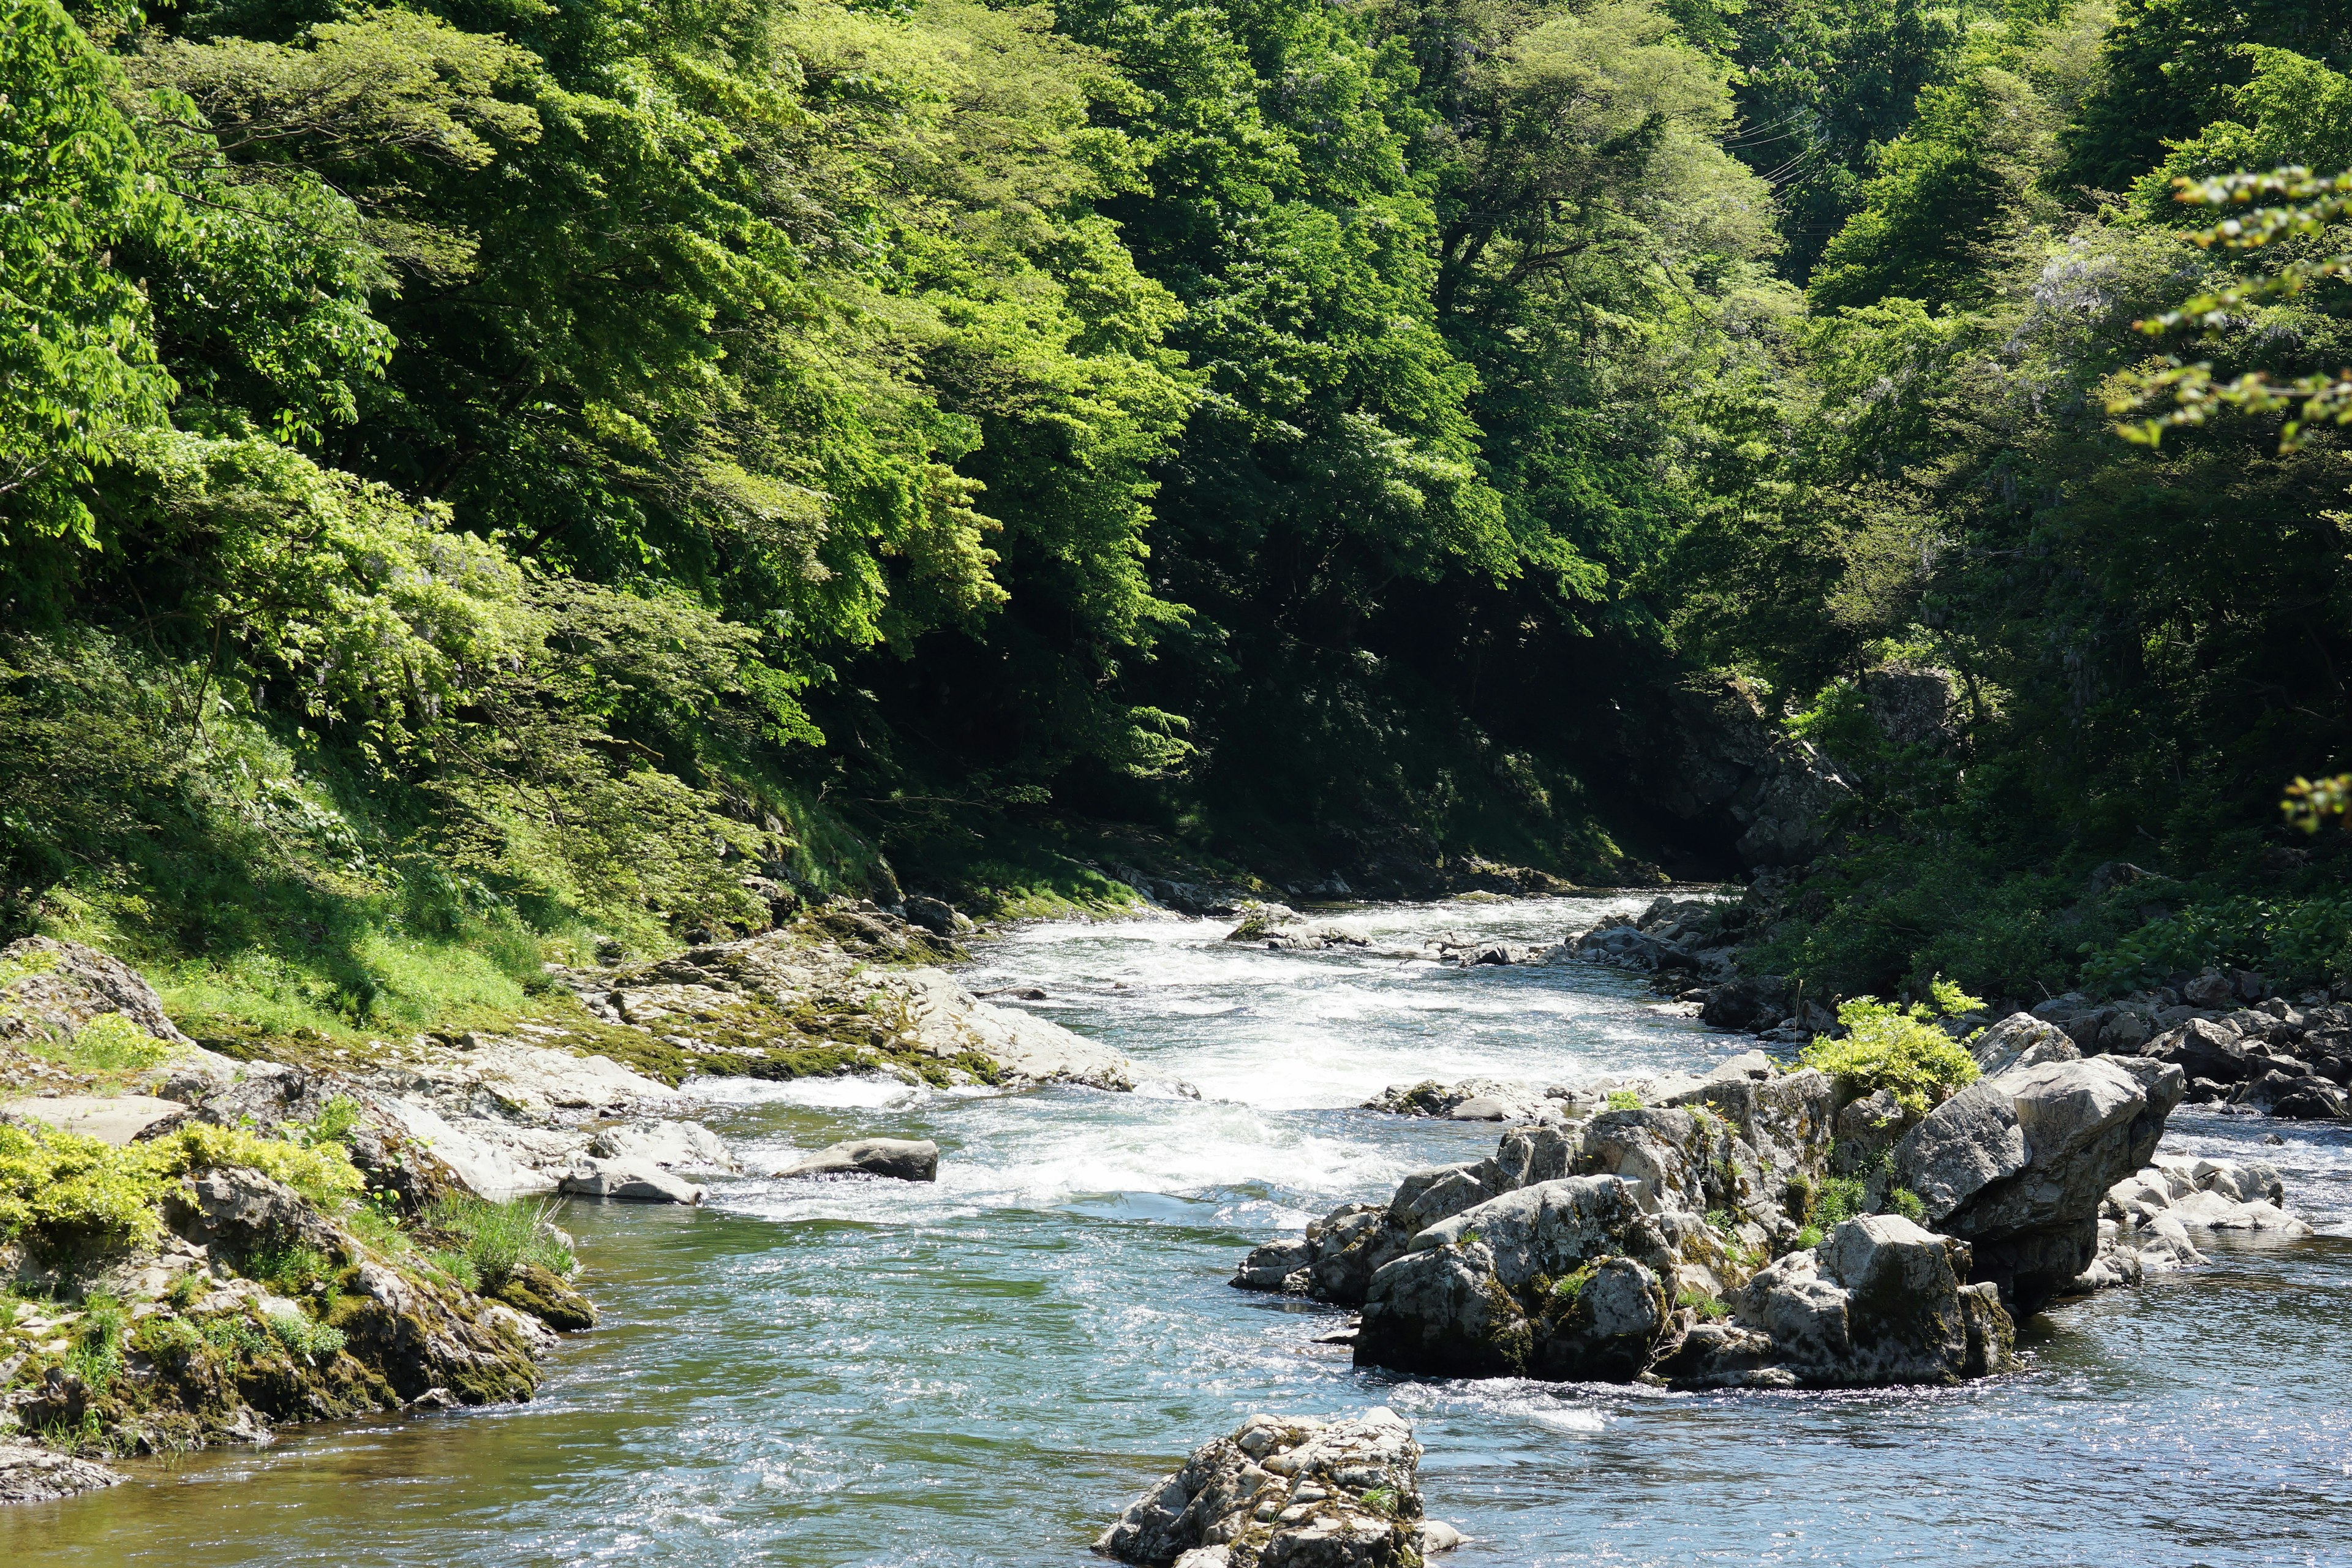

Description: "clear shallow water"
17 895 2352 1567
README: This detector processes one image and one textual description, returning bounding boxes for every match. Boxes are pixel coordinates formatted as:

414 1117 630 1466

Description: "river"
14 895 2352 1566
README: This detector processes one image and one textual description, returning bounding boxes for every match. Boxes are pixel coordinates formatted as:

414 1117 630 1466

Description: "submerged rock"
1094 1408 1457 1566
778 1137 940 1182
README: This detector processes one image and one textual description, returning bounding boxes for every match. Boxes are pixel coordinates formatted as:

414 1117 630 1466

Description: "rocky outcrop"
1661 1216 2008 1389
559 926 1159 1095
1888 1051 2184 1314
1353 1175 1684 1380
1223 904 1370 952
1095 1408 1458 1567
1646 677 1856 867
777 1137 940 1182
1572 895 1741 980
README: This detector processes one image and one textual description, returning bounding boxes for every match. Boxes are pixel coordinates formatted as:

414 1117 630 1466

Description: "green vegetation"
1605 1090 1645 1113
4 0 2348 1025
1801 995 1982 1115
423 1196 575 1291
0 1120 362 1251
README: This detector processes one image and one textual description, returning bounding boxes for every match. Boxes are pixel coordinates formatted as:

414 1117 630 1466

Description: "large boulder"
1699 975 1792 1032
2139 1016 2260 1085
1966 1013 2080 1077
1234 1127 1575 1307
1095 1408 1454 1567
1889 1055 2183 1314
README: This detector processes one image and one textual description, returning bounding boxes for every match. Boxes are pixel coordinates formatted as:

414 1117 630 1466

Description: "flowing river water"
13 895 2352 1566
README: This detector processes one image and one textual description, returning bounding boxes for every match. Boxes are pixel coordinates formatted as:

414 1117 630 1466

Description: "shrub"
145 1124 365 1208
0 1121 364 1254
247 1243 333 1295
1801 995 1981 1116
132 1315 208 1368
0 1126 167 1249
1887 1186 1927 1223
1676 1286 1729 1321
423 1195 573 1289
51 1012 172 1072
1604 1089 1643 1112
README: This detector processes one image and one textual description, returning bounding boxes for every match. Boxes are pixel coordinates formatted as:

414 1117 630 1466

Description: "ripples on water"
18 896 2352 1566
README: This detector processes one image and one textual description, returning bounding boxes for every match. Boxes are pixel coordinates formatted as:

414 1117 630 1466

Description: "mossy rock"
491 1262 598 1331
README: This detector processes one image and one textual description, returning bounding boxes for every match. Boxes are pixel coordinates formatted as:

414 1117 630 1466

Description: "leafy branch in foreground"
2285 775 2352 834
2109 167 2352 450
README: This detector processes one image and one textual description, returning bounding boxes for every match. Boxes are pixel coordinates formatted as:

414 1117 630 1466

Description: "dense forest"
4 0 2350 1039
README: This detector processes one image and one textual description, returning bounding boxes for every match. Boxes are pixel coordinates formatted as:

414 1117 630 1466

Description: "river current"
15 895 2352 1566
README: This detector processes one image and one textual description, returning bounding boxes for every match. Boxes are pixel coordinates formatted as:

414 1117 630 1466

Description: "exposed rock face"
1646 677 1856 867
0 1440 122 1504
1890 1053 2184 1314
777 1137 940 1182
1095 1408 1455 1567
1662 1216 2008 1389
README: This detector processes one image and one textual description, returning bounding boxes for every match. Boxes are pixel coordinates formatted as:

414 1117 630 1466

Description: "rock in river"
1095 1408 1458 1566
778 1137 940 1182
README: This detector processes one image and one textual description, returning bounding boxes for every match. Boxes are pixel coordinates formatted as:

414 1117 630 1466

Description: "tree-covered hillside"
3 0 2348 1036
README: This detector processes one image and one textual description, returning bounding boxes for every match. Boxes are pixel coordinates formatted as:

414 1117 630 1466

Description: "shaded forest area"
4 0 2349 1035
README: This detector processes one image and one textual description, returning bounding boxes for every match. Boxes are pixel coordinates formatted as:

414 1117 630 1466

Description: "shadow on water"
15 898 2352 1566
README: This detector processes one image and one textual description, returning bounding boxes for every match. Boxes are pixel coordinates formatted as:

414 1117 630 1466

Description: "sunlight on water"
17 894 2352 1567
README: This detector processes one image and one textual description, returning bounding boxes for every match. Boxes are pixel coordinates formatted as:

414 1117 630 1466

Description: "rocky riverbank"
0 913 1164 1497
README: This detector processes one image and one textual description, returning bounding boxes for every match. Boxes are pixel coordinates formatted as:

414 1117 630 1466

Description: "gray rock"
1352 1175 1676 1378
1699 976 1792 1032
1967 1012 2081 1077
558 1158 708 1203
1890 1055 2182 1314
1720 1216 2011 1387
777 1137 939 1182
0 1439 121 1504
1095 1408 1435 1567
2142 1016 2258 1084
